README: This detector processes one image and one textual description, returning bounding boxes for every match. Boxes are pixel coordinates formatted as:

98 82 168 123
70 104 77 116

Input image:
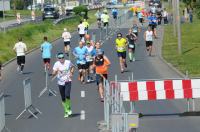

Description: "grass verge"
0 10 97 64
162 17 200 77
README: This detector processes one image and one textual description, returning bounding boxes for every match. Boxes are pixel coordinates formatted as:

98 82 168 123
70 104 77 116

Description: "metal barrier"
0 93 10 132
111 113 139 132
16 78 42 119
38 66 56 97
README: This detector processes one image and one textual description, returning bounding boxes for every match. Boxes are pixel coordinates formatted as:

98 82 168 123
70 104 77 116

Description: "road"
1 13 200 132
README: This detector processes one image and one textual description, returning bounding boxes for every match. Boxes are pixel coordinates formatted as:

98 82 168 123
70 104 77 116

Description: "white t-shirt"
86 46 94 62
13 42 27 56
163 11 168 17
53 60 73 85
62 31 71 42
145 31 153 41
78 23 85 35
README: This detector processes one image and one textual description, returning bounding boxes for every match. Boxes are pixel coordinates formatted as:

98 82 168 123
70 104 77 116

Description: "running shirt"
115 38 127 52
102 14 109 23
83 21 89 28
62 31 71 42
126 33 136 44
73 46 88 64
138 12 143 19
78 23 85 34
13 42 27 56
94 56 110 74
41 41 52 59
145 31 153 41
132 24 138 33
53 60 73 85
148 16 157 25
86 46 94 62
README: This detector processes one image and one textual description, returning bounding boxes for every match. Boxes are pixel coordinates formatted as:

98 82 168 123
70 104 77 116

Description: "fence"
16 78 42 119
0 93 10 132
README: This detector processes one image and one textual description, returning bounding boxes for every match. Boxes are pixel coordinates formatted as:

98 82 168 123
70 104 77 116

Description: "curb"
157 26 185 78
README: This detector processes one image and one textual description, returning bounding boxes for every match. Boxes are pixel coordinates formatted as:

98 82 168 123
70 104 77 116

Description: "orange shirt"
94 56 111 74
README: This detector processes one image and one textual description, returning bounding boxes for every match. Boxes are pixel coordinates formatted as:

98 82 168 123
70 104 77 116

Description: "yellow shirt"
115 38 127 52
83 21 89 28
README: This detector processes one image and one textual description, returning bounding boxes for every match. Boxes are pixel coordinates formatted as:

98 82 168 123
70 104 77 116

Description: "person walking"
126 29 137 62
163 8 168 25
41 36 52 72
189 8 193 23
52 52 75 118
144 26 154 56
115 33 127 73
13 37 27 74
93 50 110 102
73 41 88 84
62 28 71 56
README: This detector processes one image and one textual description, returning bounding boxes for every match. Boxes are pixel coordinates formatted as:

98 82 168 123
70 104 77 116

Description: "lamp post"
176 0 182 54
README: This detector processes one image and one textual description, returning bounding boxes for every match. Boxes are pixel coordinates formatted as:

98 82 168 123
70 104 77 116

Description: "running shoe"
17 66 20 72
67 110 72 116
64 113 69 118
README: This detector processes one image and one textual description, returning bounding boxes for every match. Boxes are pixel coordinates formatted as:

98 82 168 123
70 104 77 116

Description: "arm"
144 31 146 40
24 44 27 52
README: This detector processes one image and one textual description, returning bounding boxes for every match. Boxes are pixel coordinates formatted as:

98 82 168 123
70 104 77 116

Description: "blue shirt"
41 41 52 59
148 16 157 25
73 46 88 64
137 12 143 19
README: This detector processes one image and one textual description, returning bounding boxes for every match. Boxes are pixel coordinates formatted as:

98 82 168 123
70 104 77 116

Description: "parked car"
42 6 59 20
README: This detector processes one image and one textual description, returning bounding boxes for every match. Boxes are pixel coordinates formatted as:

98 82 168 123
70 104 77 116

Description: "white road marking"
81 91 85 98
80 110 85 120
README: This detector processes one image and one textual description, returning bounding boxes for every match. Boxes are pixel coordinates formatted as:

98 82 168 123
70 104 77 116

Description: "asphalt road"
1 15 200 132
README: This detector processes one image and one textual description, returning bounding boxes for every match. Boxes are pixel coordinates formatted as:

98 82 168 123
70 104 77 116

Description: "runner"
95 9 102 28
101 11 109 29
73 41 88 84
62 28 71 56
137 11 144 25
83 19 89 34
144 26 154 56
40 36 52 72
78 20 86 42
52 52 75 118
112 8 118 20
85 40 95 82
148 13 157 38
132 20 140 37
93 50 110 102
115 33 127 73
13 37 27 74
126 29 137 62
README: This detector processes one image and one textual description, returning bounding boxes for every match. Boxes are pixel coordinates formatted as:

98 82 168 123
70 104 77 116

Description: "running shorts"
17 56 25 65
117 51 126 59
146 41 153 47
43 58 51 64
96 74 108 85
86 61 93 69
103 22 109 27
79 34 85 38
77 64 87 70
139 18 143 23
64 41 70 46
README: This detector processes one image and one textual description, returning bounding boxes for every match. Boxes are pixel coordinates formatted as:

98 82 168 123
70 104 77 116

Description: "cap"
117 33 122 37
57 52 64 59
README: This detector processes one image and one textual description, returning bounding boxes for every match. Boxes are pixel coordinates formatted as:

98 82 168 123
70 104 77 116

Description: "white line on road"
80 110 85 120
81 91 85 98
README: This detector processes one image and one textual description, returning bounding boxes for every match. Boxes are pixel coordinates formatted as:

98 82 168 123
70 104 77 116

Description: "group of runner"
5 7 161 118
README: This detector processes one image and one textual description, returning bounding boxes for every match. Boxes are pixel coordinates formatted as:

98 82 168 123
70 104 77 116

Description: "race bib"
117 47 125 51
129 44 134 48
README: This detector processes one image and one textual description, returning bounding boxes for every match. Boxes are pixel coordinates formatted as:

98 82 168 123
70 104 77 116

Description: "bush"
194 3 200 19
73 5 88 18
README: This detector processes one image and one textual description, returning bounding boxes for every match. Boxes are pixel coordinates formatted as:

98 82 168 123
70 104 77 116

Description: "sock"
129 52 132 60
62 101 67 113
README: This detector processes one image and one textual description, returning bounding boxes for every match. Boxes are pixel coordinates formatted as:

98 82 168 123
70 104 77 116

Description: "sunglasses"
58 57 64 59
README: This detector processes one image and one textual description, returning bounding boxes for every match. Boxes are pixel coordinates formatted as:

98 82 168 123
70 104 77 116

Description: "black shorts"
146 41 153 47
103 22 108 27
77 64 87 70
149 24 156 30
64 41 70 46
117 51 126 59
43 58 51 64
113 15 117 19
17 56 25 65
86 61 93 69
96 74 108 85
139 18 143 23
97 18 101 21
79 34 85 38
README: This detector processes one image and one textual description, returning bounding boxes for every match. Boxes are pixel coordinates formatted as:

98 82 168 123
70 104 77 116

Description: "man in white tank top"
144 26 153 56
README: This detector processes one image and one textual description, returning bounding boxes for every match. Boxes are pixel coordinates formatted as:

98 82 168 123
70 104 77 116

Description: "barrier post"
0 93 10 132
16 78 42 119
38 66 56 97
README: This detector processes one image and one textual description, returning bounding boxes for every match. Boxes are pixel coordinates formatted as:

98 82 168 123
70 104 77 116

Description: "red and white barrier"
120 79 200 101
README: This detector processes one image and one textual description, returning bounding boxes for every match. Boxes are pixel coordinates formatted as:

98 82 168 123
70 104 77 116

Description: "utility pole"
172 0 176 37
2 0 5 21
177 0 182 54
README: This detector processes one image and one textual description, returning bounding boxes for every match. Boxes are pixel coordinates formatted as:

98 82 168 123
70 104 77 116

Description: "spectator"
189 8 193 23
